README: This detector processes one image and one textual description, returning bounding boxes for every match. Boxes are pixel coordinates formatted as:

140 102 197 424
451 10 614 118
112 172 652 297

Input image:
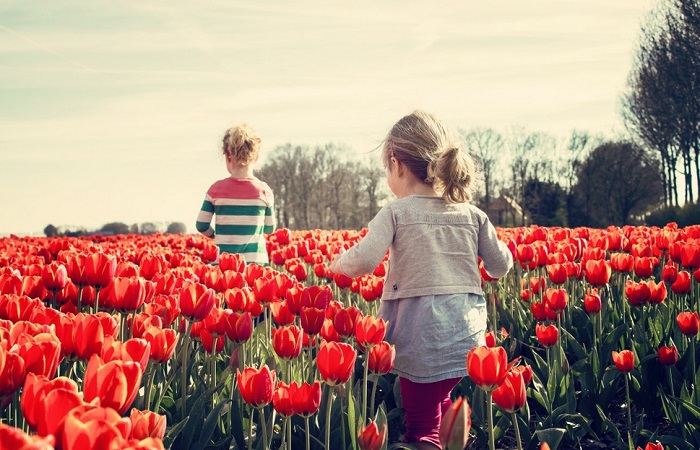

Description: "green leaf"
533 427 565 450
163 417 189 450
347 383 358 450
229 399 247 450
193 399 230 448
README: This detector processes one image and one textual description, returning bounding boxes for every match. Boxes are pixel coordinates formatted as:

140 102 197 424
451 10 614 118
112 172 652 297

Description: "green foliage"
646 202 700 227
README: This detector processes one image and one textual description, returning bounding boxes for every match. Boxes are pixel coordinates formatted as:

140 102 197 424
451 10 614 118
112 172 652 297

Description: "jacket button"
393 284 398 291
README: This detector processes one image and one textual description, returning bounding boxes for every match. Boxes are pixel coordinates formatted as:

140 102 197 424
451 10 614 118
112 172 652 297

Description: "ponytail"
434 145 476 203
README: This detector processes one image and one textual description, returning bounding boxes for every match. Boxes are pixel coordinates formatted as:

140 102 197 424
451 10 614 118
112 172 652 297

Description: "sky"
0 0 658 236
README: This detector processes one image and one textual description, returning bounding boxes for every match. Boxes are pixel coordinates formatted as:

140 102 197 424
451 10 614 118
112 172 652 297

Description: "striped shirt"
195 177 276 264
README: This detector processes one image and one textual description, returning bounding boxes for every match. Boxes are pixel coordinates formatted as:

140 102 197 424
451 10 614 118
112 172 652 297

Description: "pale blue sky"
0 0 656 235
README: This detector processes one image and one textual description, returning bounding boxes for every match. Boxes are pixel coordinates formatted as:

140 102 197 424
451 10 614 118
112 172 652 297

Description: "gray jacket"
336 195 513 300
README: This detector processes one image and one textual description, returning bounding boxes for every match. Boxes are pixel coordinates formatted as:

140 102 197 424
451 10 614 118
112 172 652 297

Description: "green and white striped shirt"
196 176 276 264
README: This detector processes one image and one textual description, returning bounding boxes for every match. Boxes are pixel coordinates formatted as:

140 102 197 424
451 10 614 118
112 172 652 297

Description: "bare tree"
460 127 504 208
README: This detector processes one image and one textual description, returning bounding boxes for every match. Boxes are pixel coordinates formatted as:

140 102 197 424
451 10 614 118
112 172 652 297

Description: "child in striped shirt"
195 123 276 264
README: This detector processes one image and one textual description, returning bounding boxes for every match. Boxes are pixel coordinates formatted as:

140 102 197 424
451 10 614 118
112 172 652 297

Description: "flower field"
1 223 699 450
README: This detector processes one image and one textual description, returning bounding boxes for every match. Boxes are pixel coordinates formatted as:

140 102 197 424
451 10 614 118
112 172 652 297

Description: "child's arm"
329 207 394 278
195 194 216 238
263 191 276 234
478 217 513 279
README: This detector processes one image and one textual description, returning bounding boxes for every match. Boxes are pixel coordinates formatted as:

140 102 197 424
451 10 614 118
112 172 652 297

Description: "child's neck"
228 165 254 179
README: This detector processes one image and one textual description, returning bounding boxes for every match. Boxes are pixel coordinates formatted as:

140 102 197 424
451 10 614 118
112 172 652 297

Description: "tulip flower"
317 341 356 386
179 281 216 322
41 261 68 292
355 315 387 349
21 373 83 436
223 311 253 344
271 325 303 360
634 256 658 279
0 346 25 400
320 318 342 342
466 346 508 392
439 397 470 450
272 382 296 417
15 332 62 379
612 350 635 373
129 408 166 440
333 306 362 338
484 330 496 347
670 271 691 295
492 370 527 413
102 337 151 373
658 345 678 366
546 263 567 285
610 253 634 273
584 290 602 314
677 311 699 336
291 381 322 417
357 420 387 450
648 280 667 304
84 252 117 289
637 442 664 450
0 423 55 449
584 259 611 286
544 288 567 312
300 306 325 335
237 364 276 408
83 354 143 415
661 263 678 284
367 341 395 375
61 404 132 450
625 280 651 307
223 287 254 313
680 243 700 270
535 324 559 348
269 300 295 326
142 326 178 363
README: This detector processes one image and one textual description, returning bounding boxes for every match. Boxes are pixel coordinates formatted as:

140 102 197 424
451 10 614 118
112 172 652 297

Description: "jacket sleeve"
477 216 513 279
336 206 394 278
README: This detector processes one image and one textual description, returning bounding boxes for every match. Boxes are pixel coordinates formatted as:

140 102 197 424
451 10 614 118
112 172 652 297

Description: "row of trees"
43 222 187 237
623 0 700 207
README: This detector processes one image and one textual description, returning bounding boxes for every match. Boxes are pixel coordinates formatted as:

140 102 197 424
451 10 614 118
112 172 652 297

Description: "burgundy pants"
399 377 462 449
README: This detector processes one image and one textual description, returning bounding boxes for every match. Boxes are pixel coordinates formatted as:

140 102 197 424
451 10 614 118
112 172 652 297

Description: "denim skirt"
378 293 487 383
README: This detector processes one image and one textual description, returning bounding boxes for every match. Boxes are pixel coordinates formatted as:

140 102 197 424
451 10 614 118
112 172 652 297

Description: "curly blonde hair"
383 110 478 203
222 123 261 166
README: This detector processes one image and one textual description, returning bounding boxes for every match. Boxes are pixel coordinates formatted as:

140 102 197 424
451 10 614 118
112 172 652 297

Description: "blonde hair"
383 110 477 203
222 123 261 165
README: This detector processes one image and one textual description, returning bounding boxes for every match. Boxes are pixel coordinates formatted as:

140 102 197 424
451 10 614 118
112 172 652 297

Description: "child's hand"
328 248 345 275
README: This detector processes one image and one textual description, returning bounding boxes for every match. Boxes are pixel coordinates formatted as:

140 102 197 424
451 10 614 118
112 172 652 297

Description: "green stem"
305 415 311 450
287 416 292 450
180 320 193 416
370 376 378 416
340 394 346 450
512 411 523 450
247 407 254 450
625 374 633 450
362 353 369 422
325 386 334 450
94 287 101 313
487 390 495 450
259 407 268 450
667 366 674 396
144 362 156 411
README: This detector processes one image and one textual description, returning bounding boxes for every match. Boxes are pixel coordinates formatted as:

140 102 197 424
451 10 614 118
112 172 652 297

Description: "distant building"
481 195 528 227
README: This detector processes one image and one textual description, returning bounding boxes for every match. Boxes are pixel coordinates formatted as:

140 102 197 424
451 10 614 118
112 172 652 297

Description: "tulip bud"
439 397 471 450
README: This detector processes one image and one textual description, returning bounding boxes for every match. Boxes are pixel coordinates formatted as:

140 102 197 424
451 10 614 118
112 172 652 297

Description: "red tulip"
271 325 303 360
21 373 83 437
219 253 246 272
333 306 362 338
291 381 322 417
439 397 471 450
466 346 508 391
535 324 558 348
14 331 62 379
367 341 395 375
677 311 699 336
661 263 678 284
179 281 216 322
84 252 117 288
0 423 55 449
610 253 634 273
142 326 178 363
0 345 25 399
648 280 667 304
269 300 295 326
61 404 131 450
612 350 635 373
634 256 658 279
584 289 602 314
670 271 691 294
492 370 527 413
357 420 387 450
657 345 678 366
300 306 325 335
272 382 295 417
680 242 700 269
546 264 567 285
512 364 533 385
104 277 147 312
224 311 253 344
484 330 496 347
129 408 166 440
320 318 342 342
625 280 651 307
317 341 356 386
237 365 276 407
637 442 664 450
584 259 611 286
355 315 387 349
101 337 151 373
41 261 68 292
223 288 254 313
544 288 567 312
83 354 143 415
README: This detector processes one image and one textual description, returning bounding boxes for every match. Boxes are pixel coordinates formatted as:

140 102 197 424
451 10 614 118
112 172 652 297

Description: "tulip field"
1 224 700 450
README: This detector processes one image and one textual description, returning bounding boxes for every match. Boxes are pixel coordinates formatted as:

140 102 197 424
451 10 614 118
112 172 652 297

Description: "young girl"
329 111 513 450
195 123 276 265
